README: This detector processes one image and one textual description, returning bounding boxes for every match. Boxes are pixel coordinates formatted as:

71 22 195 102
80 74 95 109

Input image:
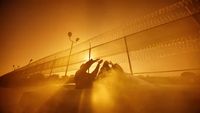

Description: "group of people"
74 59 124 89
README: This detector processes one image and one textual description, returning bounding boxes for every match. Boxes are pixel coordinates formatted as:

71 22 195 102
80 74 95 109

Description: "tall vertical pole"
89 41 91 60
65 42 74 76
88 41 92 73
64 32 79 77
50 57 56 76
124 37 133 76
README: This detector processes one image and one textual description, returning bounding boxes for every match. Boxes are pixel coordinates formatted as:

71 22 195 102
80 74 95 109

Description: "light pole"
13 65 20 71
13 65 15 71
28 59 33 65
26 59 33 74
64 32 79 76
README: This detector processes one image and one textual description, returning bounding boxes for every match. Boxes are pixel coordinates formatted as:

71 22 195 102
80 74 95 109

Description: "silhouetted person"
74 59 103 89
98 61 112 79
101 61 111 71
111 63 124 74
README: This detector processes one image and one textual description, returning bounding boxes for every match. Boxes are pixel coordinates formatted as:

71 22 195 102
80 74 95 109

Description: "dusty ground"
0 75 200 113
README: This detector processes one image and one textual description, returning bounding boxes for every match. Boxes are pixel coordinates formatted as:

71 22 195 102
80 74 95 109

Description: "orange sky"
0 0 178 75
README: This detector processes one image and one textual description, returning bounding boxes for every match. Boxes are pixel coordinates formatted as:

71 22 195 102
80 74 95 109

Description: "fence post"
49 57 56 76
88 41 92 73
124 37 134 76
89 41 91 60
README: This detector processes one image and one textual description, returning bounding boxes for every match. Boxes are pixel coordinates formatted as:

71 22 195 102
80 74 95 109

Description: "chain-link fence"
15 0 200 77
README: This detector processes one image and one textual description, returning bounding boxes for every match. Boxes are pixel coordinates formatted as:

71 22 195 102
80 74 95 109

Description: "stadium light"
65 32 79 76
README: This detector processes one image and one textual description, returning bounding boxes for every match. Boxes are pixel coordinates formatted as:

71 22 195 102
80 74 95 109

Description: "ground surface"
0 77 200 113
